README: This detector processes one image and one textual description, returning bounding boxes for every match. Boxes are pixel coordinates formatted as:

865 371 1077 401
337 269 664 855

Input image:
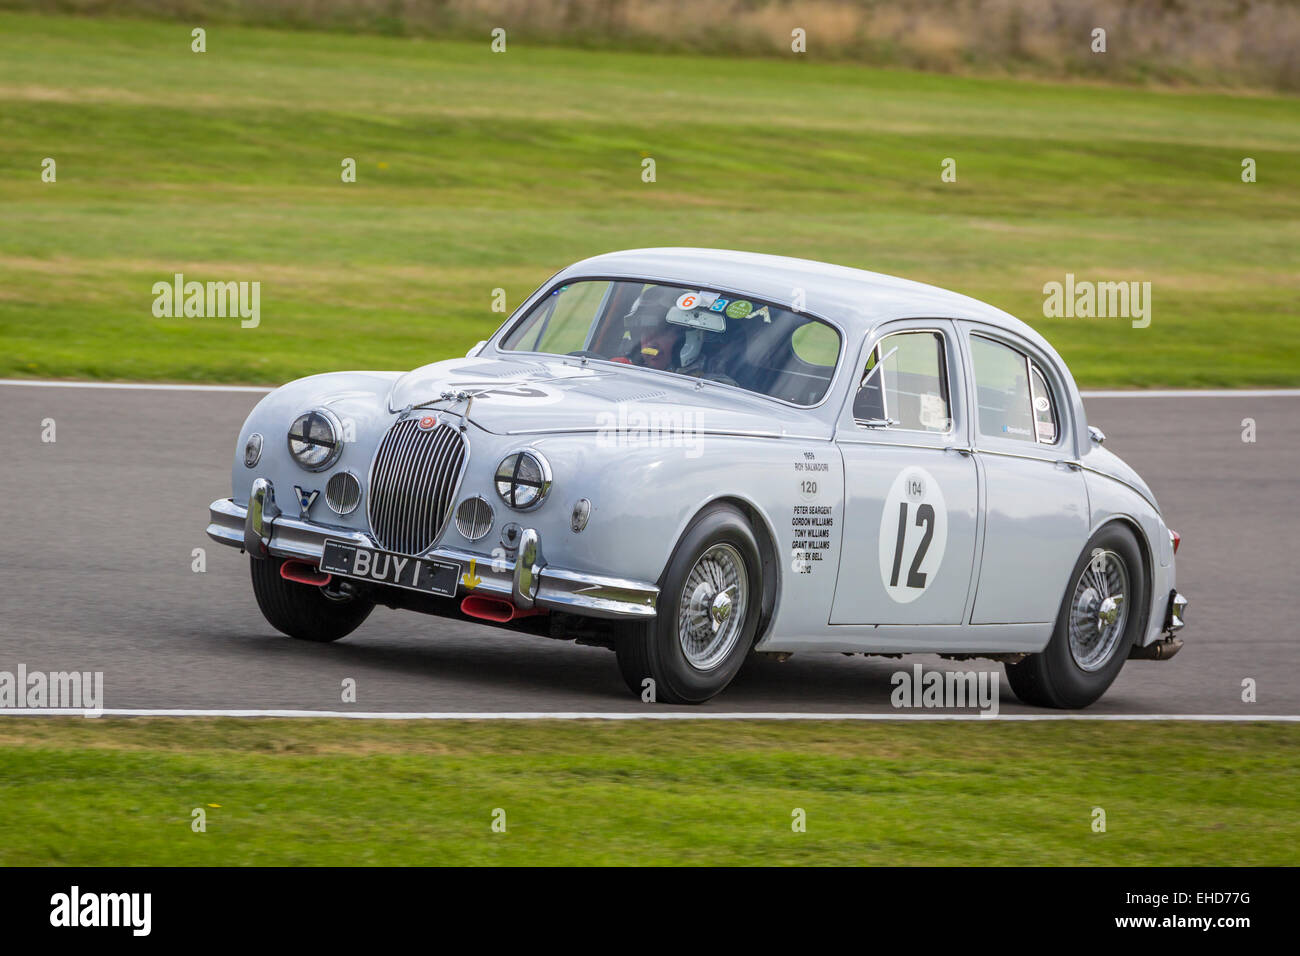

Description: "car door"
958 324 1090 624
830 320 979 625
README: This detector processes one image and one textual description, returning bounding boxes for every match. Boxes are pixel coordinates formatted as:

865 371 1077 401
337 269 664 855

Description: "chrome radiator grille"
366 419 467 555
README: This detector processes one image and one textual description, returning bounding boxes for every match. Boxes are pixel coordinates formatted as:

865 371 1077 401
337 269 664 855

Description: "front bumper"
206 484 658 621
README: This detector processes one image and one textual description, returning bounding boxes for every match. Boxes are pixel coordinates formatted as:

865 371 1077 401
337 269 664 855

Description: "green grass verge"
1 13 1297 387
1 718 1296 865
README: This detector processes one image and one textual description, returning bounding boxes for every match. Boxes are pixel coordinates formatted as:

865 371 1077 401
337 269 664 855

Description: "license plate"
319 540 460 598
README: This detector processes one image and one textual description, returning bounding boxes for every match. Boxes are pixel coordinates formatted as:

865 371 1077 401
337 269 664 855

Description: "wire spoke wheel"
1067 548 1129 671
677 543 748 672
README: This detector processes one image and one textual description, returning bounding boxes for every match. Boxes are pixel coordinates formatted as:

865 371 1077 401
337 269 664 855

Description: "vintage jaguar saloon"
207 248 1188 707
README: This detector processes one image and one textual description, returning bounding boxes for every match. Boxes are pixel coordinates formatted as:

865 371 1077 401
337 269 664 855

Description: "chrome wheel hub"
1068 549 1129 672
678 543 748 672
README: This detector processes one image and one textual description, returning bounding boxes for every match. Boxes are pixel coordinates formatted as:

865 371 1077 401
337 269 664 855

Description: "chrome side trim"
502 425 829 441
208 499 658 620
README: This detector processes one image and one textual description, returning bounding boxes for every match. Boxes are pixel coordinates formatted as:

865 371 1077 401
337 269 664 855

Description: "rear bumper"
1164 589 1188 634
206 486 658 621
1130 589 1188 661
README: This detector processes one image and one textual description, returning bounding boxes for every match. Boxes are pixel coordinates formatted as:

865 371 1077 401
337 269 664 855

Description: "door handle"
1055 459 1082 471
945 446 973 457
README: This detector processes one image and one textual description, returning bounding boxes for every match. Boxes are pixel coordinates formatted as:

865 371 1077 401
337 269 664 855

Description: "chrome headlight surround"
287 408 343 472
494 449 552 511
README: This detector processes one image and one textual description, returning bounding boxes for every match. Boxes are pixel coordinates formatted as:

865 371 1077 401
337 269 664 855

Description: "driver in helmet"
621 287 715 378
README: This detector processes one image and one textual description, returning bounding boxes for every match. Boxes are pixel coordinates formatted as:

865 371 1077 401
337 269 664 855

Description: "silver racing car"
207 248 1187 707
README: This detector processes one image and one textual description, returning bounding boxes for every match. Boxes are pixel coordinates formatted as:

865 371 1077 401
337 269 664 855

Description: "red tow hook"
460 594 546 623
280 559 332 587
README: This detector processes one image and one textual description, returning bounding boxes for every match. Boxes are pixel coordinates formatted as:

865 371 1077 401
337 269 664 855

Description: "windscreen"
500 279 840 406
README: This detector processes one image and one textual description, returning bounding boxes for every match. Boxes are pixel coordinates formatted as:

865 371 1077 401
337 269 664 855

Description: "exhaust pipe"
280 559 332 587
1129 637 1184 661
461 594 546 623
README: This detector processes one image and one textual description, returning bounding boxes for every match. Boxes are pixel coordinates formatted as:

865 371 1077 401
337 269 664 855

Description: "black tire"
249 556 374 643
1005 523 1148 709
614 504 763 704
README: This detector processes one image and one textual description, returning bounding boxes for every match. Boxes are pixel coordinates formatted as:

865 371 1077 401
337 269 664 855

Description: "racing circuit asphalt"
1 382 1295 715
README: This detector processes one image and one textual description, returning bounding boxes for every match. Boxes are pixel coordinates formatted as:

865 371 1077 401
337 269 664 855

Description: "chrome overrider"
207 480 658 620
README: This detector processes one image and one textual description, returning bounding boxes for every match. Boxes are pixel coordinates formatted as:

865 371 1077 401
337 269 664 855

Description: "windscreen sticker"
877 466 947 603
725 300 753 319
675 292 700 310
709 298 729 312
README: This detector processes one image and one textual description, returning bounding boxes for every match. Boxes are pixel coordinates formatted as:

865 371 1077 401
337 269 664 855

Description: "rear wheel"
1005 523 1148 708
615 505 762 704
249 556 374 643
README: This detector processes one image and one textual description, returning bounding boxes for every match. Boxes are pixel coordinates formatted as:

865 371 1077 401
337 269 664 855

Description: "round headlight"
287 409 343 472
495 450 551 510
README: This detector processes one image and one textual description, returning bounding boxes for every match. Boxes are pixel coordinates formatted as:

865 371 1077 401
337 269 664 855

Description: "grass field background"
1 718 1295 866
1 12 1297 388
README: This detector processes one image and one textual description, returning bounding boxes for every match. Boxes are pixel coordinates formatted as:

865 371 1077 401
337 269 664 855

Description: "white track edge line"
0 379 271 393
1080 389 1300 398
0 709 1296 721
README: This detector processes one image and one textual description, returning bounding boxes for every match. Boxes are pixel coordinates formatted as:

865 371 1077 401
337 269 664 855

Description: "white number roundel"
877 466 948 604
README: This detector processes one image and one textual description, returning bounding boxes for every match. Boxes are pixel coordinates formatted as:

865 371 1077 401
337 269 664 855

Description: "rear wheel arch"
1005 519 1151 708
1090 514 1154 640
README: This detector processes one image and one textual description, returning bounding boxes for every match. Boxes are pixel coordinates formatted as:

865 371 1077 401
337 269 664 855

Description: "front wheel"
614 505 762 704
249 556 374 643
1005 523 1148 708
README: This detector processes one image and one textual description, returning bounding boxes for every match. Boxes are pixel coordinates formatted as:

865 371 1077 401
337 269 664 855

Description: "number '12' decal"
889 502 936 589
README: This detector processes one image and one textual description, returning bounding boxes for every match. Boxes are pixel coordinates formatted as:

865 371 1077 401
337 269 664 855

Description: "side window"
970 335 1059 444
853 331 951 433
1028 363 1058 444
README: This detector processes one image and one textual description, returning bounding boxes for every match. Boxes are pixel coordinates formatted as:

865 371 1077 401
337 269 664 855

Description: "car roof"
540 247 1089 457
556 247 1046 345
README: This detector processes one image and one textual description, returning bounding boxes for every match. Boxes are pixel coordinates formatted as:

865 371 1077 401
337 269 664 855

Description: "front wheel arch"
671 495 780 647
615 502 765 704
